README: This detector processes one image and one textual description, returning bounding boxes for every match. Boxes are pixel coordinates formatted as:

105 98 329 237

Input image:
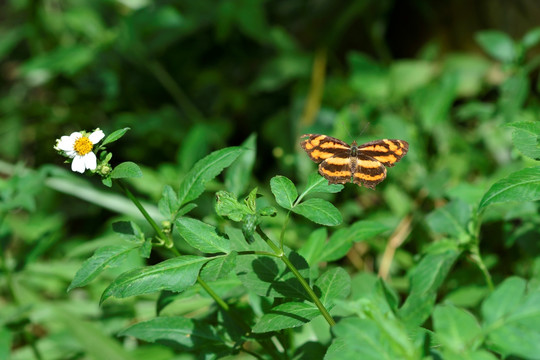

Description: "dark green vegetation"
2 1 540 359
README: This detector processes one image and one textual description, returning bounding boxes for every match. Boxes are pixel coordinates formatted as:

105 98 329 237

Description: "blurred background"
2 0 540 359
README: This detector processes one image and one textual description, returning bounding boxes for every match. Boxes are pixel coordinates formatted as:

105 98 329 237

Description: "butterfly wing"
318 149 354 184
300 134 351 163
357 139 409 167
353 154 387 189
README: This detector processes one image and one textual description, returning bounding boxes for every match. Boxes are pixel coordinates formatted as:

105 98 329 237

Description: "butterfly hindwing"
353 154 387 189
318 149 353 184
357 139 409 167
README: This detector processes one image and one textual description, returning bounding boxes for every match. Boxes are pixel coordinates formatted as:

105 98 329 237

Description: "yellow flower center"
74 136 93 155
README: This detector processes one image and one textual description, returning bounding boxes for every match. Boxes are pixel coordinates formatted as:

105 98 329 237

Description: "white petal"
56 135 76 152
83 152 97 170
71 156 86 173
69 132 83 141
88 129 105 144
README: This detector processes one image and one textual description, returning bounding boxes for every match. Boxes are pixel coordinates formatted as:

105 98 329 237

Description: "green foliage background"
2 1 540 359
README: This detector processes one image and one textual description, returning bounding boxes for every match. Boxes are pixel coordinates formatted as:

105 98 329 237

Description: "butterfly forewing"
300 134 350 163
357 139 409 167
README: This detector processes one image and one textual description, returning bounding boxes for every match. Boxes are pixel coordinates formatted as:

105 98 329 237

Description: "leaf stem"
256 227 336 327
117 180 170 246
470 245 494 291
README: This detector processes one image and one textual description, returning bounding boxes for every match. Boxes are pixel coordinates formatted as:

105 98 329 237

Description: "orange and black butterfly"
300 134 409 189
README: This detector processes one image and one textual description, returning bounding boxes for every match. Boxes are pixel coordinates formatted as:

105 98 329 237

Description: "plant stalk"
256 228 336 327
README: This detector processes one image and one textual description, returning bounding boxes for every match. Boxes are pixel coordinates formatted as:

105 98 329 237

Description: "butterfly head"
350 140 358 156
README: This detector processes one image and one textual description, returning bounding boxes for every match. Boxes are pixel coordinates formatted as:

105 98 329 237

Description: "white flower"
55 129 105 173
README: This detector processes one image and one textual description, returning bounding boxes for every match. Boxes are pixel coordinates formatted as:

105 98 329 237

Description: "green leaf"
475 30 516 63
479 166 540 211
55 309 132 360
0 327 12 360
298 228 327 267
200 252 237 282
101 256 208 303
481 277 540 359
499 74 529 121
68 244 140 291
158 185 179 219
507 121 540 160
110 162 143 179
101 127 130 146
120 316 223 349
270 175 297 210
315 267 351 307
426 199 472 240
319 220 389 263
522 27 540 49
177 147 243 207
215 190 251 222
390 60 436 99
292 198 342 226
433 305 483 353
300 173 344 198
235 250 310 299
175 217 230 254
327 317 418 360
398 249 460 327
252 302 321 333
225 133 256 196
177 124 211 171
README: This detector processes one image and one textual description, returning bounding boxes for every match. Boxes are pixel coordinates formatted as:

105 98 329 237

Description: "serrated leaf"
101 127 130 146
479 166 540 211
235 251 310 299
292 198 342 226
177 147 243 207
101 256 208 303
175 217 229 254
225 133 256 196
68 244 140 291
270 175 297 209
110 162 142 179
433 305 483 353
475 30 516 63
120 316 222 349
252 302 321 333
398 249 460 327
200 252 237 282
315 267 351 307
507 121 540 160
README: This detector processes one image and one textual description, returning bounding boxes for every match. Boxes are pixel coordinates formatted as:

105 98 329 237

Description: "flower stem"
256 227 336 327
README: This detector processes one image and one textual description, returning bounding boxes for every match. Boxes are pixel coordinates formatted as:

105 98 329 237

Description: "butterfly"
300 134 409 189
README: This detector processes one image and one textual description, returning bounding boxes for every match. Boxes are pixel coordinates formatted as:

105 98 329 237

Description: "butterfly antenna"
358 122 371 136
